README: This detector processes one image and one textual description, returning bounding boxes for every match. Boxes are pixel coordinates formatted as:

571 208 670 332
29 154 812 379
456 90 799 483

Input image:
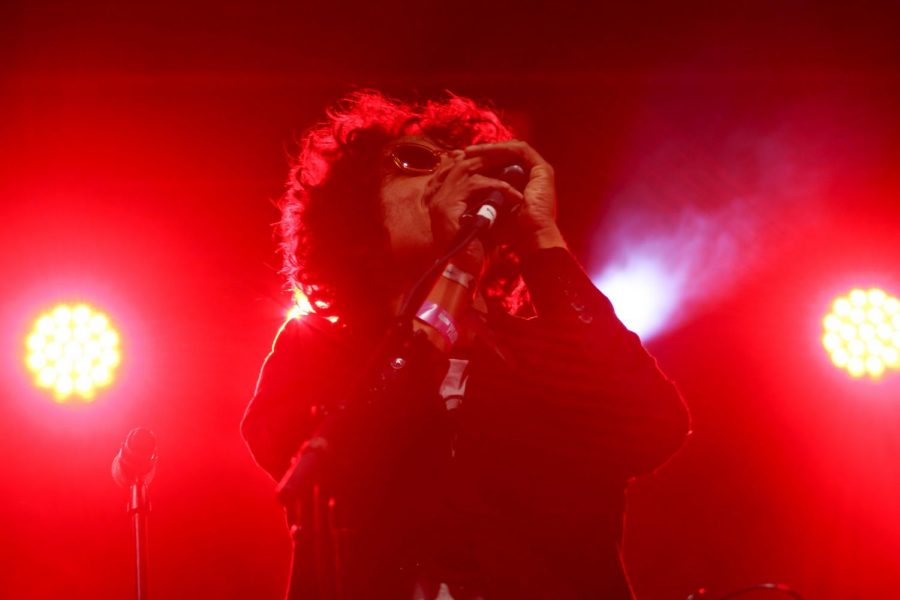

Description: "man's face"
379 135 455 268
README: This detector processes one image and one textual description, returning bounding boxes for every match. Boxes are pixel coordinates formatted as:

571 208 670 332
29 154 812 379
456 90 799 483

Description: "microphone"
459 164 527 234
112 428 158 487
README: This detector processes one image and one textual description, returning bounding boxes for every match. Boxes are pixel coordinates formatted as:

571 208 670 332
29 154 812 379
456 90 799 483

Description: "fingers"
430 172 524 212
463 140 549 170
429 155 525 204
462 174 525 204
435 155 485 183
426 166 525 249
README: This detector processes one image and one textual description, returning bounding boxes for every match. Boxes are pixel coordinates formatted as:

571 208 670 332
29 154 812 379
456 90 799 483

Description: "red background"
2 2 899 598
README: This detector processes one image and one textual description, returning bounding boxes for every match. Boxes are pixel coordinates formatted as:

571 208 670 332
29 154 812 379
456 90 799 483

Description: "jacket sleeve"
519 247 690 479
240 316 336 481
241 315 451 485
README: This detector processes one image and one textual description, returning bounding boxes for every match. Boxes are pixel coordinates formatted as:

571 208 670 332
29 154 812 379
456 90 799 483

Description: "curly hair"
279 89 526 330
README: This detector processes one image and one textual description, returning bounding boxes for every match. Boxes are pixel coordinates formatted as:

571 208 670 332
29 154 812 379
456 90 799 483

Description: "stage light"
25 303 121 402
592 259 677 339
823 288 900 380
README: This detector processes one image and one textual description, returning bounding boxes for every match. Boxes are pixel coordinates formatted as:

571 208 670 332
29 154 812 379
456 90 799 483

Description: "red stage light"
822 288 900 379
25 303 122 402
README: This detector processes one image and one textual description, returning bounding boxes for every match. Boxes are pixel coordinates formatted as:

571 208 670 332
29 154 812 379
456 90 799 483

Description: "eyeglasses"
387 142 447 175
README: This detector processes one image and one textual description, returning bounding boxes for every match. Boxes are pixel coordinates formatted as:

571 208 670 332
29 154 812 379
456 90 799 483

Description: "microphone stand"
128 478 151 600
113 427 157 600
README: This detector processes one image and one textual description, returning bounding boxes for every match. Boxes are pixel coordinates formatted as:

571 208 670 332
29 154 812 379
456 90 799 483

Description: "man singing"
242 90 689 599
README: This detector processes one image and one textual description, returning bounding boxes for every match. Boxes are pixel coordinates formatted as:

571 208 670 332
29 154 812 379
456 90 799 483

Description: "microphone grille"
126 428 157 460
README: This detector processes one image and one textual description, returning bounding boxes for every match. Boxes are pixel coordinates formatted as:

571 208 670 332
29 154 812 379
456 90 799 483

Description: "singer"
241 90 689 599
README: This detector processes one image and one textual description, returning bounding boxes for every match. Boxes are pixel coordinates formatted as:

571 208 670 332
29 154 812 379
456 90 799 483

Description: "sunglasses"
387 142 448 175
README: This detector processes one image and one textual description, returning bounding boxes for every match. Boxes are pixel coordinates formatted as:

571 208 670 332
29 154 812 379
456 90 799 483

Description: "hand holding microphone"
464 140 567 253
458 163 528 234
401 140 567 352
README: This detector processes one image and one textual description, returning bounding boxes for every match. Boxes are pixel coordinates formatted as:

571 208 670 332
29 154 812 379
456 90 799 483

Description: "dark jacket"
242 248 689 600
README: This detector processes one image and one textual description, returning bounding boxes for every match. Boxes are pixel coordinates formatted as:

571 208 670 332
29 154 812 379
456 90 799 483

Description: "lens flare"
286 288 338 323
822 288 900 380
286 288 315 321
25 303 122 402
